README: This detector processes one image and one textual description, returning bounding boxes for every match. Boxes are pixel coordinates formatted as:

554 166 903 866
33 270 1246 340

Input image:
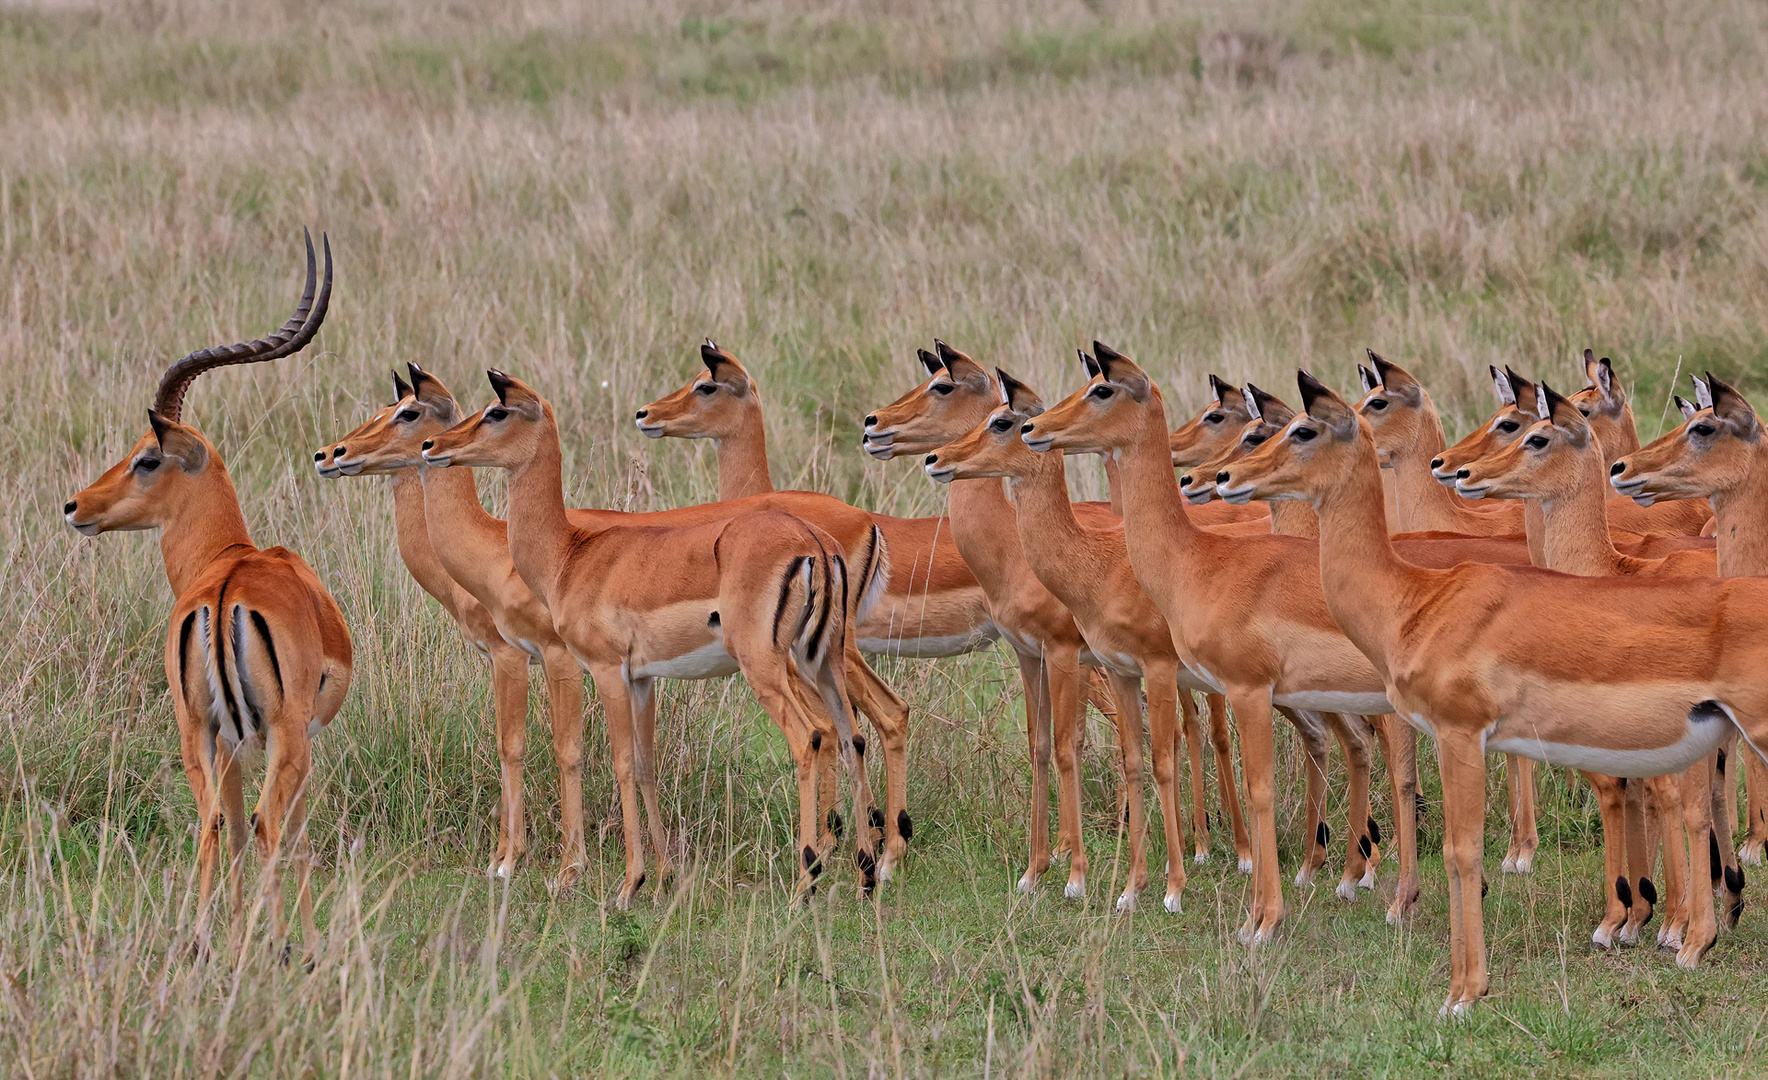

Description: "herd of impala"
62 235 1768 1017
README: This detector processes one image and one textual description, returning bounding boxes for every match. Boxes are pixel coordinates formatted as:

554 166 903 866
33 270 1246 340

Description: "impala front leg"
1374 715 1420 923
1325 712 1376 900
1047 647 1089 899
488 645 531 880
1584 771 1630 949
1620 775 1654 944
1281 707 1332 888
1678 754 1720 968
628 675 673 894
545 647 588 891
1649 773 1689 950
1144 664 1189 913
1014 651 1055 893
590 666 649 908
1501 755 1538 874
1105 672 1151 912
1437 731 1489 1016
1204 693 1251 871
1230 689 1284 944
1177 692 1210 862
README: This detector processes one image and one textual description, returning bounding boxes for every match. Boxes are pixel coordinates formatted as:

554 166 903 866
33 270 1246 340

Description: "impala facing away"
422 372 878 905
1217 369 1768 1015
64 233 351 957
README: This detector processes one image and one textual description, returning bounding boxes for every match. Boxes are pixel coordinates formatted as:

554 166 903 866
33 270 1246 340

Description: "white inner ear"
1535 395 1550 421
1358 367 1378 393
997 379 1012 407
1694 378 1714 410
1243 388 1262 421
1492 368 1515 406
1677 397 1697 420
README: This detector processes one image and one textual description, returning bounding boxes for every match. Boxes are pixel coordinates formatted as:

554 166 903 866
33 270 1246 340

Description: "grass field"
6 0 1768 1074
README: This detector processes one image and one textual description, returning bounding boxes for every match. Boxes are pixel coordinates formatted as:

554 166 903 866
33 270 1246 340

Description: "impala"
64 232 351 957
1217 370 1767 1015
422 372 877 906
863 343 1249 896
1615 373 1768 866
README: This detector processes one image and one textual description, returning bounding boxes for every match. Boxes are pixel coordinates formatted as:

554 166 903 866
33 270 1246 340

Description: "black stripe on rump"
857 525 878 604
804 531 834 662
773 555 807 646
213 577 245 743
177 611 197 698
232 607 268 736
249 610 283 695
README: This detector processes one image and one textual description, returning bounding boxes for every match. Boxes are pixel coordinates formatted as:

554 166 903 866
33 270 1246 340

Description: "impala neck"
1389 400 1478 531
502 416 575 602
946 474 1023 572
713 406 774 500
1007 450 1087 559
389 470 468 605
1710 453 1768 577
1591 406 1641 457
1311 441 1418 665
159 462 254 597
1269 499 1319 538
1533 451 1624 575
1104 457 1124 516
417 457 511 587
1109 400 1199 578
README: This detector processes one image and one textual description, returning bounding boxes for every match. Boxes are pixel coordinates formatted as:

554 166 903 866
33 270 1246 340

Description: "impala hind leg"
1501 755 1538 874
1436 732 1490 1016
1648 774 1689 950
1281 707 1332 888
1230 690 1284 944
254 731 314 952
1741 746 1768 865
1144 666 1188 913
1584 772 1630 949
844 642 910 877
1324 713 1376 901
1014 652 1055 893
801 650 878 896
1047 648 1088 899
1177 692 1210 862
589 667 649 909
1620 776 1654 944
1103 673 1151 911
1203 693 1250 871
1375 715 1420 923
488 645 530 880
1678 755 1720 968
1707 739 1744 931
628 676 675 895
544 647 588 891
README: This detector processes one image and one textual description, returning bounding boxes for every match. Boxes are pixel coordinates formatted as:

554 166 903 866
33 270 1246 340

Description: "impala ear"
1676 395 1696 420
1368 350 1422 403
1080 350 1102 379
1091 341 1151 401
1706 373 1760 436
917 348 943 377
1242 384 1263 421
488 369 515 405
392 368 413 403
1297 370 1357 435
934 340 988 385
148 410 208 471
407 363 455 412
1357 364 1379 394
1692 374 1714 411
1489 365 1514 406
1244 382 1294 427
1503 366 1536 414
995 368 1045 417
1540 380 1587 440
1594 357 1619 402
1208 373 1233 405
700 341 749 392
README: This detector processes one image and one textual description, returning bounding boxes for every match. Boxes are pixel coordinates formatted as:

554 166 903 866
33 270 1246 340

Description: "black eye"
1524 435 1549 450
1496 420 1519 433
930 383 954 396
1090 385 1114 400
1205 412 1225 424
396 409 421 423
1693 423 1717 437
696 383 718 396
1292 427 1317 442
1243 434 1267 447
1367 399 1388 411
134 456 161 473
486 407 510 422
990 416 1014 432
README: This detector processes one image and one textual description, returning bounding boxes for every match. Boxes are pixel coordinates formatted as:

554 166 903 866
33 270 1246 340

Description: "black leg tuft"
898 809 914 842
828 809 844 838
1615 875 1632 908
1315 821 1330 848
1638 876 1658 906
1367 816 1382 845
869 806 885 831
1358 834 1372 859
853 734 866 757
856 848 877 892
809 731 822 752
1711 830 1723 882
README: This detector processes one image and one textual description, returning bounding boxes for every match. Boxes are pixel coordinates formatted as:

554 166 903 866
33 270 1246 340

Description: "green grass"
7 0 1768 1074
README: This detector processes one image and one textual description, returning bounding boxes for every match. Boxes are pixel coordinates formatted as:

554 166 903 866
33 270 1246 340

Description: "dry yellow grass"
6 0 1768 1074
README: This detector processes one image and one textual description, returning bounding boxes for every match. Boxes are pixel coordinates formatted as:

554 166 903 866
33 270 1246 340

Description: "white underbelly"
1274 691 1393 715
858 628 996 658
1486 720 1731 777
628 641 741 680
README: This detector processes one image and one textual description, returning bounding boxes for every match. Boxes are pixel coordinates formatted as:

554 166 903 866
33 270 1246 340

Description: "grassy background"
5 0 1768 1074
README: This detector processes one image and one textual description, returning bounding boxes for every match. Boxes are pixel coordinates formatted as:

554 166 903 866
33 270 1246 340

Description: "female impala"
421 372 877 906
1616 373 1768 865
63 233 351 957
1217 370 1768 1015
316 366 589 887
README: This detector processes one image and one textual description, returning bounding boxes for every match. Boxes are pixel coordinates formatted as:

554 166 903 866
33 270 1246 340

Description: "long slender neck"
1310 440 1419 667
159 464 254 597
418 456 512 587
1109 402 1200 579
1007 451 1088 564
946 474 1021 565
713 402 774 499
1104 457 1124 516
1592 407 1641 456
502 420 576 603
387 470 465 606
1533 450 1624 575
1388 402 1477 531
1710 453 1768 577
1269 499 1319 538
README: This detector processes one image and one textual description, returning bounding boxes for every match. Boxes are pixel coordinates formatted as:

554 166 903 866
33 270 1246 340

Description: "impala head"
1431 366 1540 486
1566 348 1636 452
316 364 464 477
635 340 755 440
65 230 332 537
923 369 1047 484
1216 371 1371 505
421 370 551 470
1178 382 1295 502
1611 373 1761 504
1354 351 1431 465
861 340 996 459
1168 374 1253 468
1019 342 1162 456
1452 381 1595 501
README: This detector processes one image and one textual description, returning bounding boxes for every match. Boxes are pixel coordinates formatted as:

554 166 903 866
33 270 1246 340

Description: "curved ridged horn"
152 228 333 423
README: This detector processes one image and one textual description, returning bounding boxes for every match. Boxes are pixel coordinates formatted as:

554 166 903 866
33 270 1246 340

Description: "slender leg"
1741 744 1768 864
786 673 839 855
1678 755 1720 968
1105 673 1150 911
291 788 319 963
488 646 530 880
1143 663 1188 913
1047 646 1088 899
1081 665 1116 756
1281 707 1332 888
1374 715 1420 924
627 675 674 895
589 665 648 908
1501 755 1538 874
178 706 222 948
1583 771 1630 949
217 747 249 947
843 641 912 876
802 644 879 894
1324 713 1374 901
254 731 313 951
1014 651 1054 893
1205 693 1251 871
1177 691 1210 861
1620 775 1653 944
1708 739 1744 931
544 647 588 890
1648 773 1688 950
1229 689 1284 944
1437 731 1490 1015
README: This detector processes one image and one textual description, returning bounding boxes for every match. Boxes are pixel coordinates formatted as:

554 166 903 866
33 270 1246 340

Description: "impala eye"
930 383 954 396
1090 385 1115 400
1693 423 1717 437
1496 420 1519 433
1205 412 1225 424
990 416 1014 432
1525 435 1550 450
1292 427 1318 442
1366 399 1388 411
696 383 718 395
134 456 161 473
1243 434 1267 447
396 409 421 423
486 407 510 422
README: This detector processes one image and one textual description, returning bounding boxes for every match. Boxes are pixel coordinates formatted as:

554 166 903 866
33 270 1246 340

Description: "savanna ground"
5 0 1768 1075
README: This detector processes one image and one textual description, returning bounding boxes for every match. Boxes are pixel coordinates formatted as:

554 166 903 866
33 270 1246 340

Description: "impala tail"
854 523 889 625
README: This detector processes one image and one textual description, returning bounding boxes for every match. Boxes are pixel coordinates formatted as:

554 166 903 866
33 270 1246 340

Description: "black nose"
334 446 346 457
1430 457 1443 470
1214 471 1230 484
63 500 76 515
1020 422 1034 434
1456 469 1469 479
422 439 435 451
864 414 877 427
314 450 325 461
1178 474 1192 488
924 453 938 465
635 409 647 420
1610 461 1625 476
